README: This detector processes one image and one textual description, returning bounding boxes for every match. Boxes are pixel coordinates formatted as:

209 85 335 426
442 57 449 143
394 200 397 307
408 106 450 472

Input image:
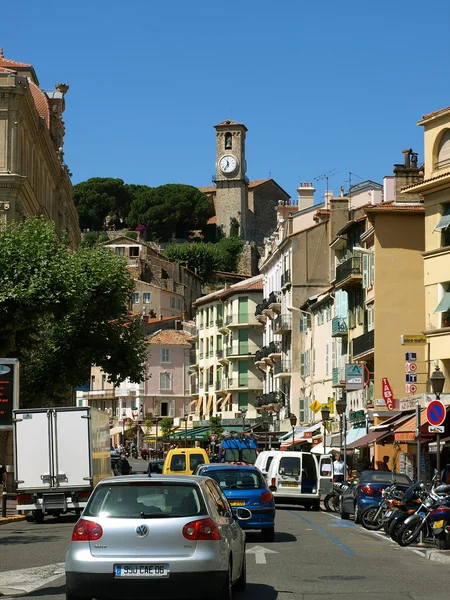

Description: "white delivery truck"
13 406 112 523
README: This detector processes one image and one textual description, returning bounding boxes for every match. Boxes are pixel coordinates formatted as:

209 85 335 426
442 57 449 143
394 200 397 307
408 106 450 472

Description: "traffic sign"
382 378 394 410
405 362 418 372
405 374 417 383
405 352 417 361
426 400 446 427
209 434 217 442
428 425 445 434
405 384 418 394
309 399 322 413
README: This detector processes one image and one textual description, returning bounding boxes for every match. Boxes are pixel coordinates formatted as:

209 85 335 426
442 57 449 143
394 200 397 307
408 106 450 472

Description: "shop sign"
345 364 364 390
0 359 19 428
400 335 427 345
382 378 394 410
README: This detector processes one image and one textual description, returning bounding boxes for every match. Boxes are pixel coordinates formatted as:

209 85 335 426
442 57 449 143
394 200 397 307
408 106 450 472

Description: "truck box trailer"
13 406 112 523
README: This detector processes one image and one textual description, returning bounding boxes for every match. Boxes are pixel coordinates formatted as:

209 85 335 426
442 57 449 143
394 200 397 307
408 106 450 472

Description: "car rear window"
206 469 265 490
189 454 206 471
279 456 300 476
169 454 186 472
361 472 413 485
84 483 206 518
266 456 274 470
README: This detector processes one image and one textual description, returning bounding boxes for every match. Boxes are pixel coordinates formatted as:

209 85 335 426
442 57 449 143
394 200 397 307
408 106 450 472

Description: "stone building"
0 49 80 247
199 120 290 245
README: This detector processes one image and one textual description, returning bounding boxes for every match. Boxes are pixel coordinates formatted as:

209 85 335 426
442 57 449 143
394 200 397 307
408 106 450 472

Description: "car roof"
98 474 206 485
197 463 259 471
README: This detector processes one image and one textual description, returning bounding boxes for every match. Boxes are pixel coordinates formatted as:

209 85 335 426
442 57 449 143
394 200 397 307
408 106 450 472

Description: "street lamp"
289 414 297 451
121 410 127 446
261 419 270 450
430 363 446 480
241 409 247 436
183 413 188 448
321 405 331 455
335 397 346 452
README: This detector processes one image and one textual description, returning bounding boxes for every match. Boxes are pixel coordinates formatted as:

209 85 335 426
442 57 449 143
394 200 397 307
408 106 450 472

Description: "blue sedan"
340 470 413 523
194 463 276 541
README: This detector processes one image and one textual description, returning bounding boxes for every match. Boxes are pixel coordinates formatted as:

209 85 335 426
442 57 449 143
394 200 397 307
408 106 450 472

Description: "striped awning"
195 396 203 416
220 393 232 408
189 398 197 406
206 395 213 415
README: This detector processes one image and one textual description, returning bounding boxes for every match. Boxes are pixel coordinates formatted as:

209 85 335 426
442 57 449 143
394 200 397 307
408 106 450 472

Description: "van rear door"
277 454 301 494
319 454 333 496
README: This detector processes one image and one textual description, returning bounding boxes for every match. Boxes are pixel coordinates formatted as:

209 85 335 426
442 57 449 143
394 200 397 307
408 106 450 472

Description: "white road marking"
0 563 65 596
246 544 278 564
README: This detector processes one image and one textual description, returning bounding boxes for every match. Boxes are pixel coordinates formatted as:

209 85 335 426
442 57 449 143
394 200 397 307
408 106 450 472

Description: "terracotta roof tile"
0 49 32 69
421 106 450 121
0 67 16 73
29 81 50 128
193 275 263 306
148 329 191 345
365 202 424 214
401 171 450 191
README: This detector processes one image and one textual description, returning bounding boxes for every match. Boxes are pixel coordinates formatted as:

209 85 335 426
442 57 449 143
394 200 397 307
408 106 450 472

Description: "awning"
220 393 232 408
347 430 389 449
428 436 450 452
435 291 450 313
206 395 213 415
311 443 340 455
345 426 367 446
195 396 203 416
279 423 320 442
370 412 413 431
189 398 197 406
435 207 450 231
109 426 123 436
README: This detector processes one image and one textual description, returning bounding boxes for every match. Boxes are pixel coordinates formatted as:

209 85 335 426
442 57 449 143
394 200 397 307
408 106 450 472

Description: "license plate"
230 501 246 506
384 510 392 518
115 565 169 578
432 520 444 529
282 483 298 487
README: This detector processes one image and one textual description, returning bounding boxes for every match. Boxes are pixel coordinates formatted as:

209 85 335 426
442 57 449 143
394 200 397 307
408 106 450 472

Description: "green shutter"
238 297 248 323
217 335 223 350
239 360 248 386
238 329 248 354
238 392 248 410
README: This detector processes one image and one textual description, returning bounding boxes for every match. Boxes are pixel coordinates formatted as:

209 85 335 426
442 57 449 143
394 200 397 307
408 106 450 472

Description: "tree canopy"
0 217 148 408
127 184 211 240
73 177 134 231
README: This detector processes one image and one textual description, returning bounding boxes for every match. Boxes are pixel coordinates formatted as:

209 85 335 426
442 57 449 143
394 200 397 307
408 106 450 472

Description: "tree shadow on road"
19 584 66 598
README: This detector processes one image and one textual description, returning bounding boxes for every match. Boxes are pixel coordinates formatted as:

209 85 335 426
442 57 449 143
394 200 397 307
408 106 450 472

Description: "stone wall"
250 181 290 246
237 242 259 276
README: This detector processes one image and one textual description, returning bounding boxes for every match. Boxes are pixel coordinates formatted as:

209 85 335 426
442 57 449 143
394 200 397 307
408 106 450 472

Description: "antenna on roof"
314 169 338 202
345 171 363 208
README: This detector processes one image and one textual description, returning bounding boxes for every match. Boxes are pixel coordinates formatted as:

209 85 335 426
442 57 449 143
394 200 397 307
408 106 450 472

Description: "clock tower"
214 120 249 238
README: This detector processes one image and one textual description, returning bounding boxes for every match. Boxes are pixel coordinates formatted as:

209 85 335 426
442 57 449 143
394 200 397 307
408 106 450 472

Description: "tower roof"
0 48 39 84
214 119 248 131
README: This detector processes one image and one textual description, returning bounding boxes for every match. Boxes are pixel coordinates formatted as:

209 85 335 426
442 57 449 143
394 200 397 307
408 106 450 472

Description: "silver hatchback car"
65 475 246 600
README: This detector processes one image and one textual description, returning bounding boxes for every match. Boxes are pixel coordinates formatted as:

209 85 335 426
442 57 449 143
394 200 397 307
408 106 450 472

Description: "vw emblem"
136 524 149 538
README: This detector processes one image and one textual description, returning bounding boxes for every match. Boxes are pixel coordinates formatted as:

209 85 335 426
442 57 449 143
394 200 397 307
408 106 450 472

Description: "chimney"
324 190 334 206
296 182 316 210
393 148 423 202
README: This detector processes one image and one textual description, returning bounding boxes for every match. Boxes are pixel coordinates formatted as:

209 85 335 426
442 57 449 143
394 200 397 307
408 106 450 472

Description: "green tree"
0 217 148 407
127 184 211 240
159 417 176 440
165 242 216 280
73 177 134 231
208 415 224 439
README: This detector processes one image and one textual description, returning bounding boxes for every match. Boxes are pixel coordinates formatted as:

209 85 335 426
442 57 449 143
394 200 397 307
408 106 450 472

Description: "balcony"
215 380 223 392
334 256 362 289
267 341 281 359
83 389 116 400
256 391 282 410
332 368 346 388
255 301 268 322
216 317 223 328
209 350 214 358
268 291 282 313
216 349 223 359
224 376 263 391
199 352 204 360
281 270 291 288
352 329 374 358
274 314 292 334
191 384 199 395
331 316 348 337
225 314 233 326
225 344 258 358
273 360 291 376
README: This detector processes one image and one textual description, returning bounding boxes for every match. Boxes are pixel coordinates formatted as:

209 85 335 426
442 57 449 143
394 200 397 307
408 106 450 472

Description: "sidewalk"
0 494 25 525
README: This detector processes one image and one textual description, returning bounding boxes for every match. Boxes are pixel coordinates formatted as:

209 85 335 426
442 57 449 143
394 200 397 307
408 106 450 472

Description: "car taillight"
182 518 221 541
361 485 374 495
71 519 103 542
260 491 273 503
16 494 33 505
271 478 276 487
77 491 91 500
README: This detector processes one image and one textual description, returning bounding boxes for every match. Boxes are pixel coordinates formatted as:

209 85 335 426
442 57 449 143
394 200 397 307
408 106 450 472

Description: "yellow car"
163 448 210 475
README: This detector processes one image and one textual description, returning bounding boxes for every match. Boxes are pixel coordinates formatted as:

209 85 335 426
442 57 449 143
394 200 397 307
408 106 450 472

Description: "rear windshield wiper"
140 512 170 519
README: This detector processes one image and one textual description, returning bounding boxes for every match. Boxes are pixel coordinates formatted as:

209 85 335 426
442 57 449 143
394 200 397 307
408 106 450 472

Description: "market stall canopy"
280 424 321 450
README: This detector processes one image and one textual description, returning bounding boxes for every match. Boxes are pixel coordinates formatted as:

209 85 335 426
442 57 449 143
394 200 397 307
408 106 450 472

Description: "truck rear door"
15 410 52 491
53 408 91 488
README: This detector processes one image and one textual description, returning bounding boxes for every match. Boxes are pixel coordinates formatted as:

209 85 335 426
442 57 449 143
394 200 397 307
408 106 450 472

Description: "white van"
266 451 333 510
254 451 279 479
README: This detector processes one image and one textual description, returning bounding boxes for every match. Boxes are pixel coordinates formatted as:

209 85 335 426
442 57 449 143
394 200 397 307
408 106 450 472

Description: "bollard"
1 491 7 518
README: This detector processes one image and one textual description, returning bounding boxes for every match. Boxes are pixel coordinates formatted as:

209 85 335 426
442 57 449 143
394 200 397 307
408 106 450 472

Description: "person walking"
333 454 345 482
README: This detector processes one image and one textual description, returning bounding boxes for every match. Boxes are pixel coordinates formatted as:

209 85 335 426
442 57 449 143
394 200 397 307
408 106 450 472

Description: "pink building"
144 329 191 419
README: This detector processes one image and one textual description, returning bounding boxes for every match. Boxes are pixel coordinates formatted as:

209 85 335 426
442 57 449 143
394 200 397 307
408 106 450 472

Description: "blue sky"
3 1 450 203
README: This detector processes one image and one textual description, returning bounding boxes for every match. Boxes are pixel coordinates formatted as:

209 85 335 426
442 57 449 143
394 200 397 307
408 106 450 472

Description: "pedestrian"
378 455 391 472
333 454 345 482
117 455 131 475
0 462 6 487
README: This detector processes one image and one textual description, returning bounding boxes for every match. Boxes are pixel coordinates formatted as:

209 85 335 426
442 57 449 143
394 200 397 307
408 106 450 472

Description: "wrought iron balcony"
215 380 222 391
225 314 233 325
191 384 199 395
268 290 281 309
254 350 264 363
334 256 362 288
267 341 281 356
331 316 348 337
281 270 291 288
255 303 265 318
199 352 204 359
352 329 374 357
216 317 223 327
216 349 223 359
274 360 291 376
274 314 292 334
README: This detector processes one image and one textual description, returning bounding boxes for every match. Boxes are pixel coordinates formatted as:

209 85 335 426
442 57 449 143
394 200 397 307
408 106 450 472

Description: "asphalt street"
1 503 450 600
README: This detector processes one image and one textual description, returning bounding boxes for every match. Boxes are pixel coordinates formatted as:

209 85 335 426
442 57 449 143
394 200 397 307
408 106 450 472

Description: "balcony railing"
274 314 292 333
267 341 281 356
331 316 348 337
191 384 199 395
335 256 362 287
225 314 233 325
268 290 281 307
199 352 204 359
352 329 374 357
189 351 197 365
216 317 223 327
256 391 282 408
255 303 265 318
215 380 222 391
209 350 214 358
254 350 264 363
281 270 291 288
216 349 223 359
332 367 345 387
274 360 291 375
83 390 116 400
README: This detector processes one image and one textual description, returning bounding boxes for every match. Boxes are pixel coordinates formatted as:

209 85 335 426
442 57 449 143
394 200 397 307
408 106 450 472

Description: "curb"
0 515 25 526
426 549 450 565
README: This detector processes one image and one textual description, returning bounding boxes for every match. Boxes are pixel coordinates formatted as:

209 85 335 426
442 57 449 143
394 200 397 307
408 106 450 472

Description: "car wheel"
66 589 90 600
33 510 44 524
339 498 350 520
261 527 275 542
234 552 246 592
216 561 232 600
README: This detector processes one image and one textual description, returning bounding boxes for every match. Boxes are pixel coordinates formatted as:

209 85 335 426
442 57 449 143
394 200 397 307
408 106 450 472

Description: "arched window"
225 132 232 150
436 129 450 169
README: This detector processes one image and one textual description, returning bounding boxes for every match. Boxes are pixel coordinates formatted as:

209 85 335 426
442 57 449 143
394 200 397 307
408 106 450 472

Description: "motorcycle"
383 481 426 540
324 481 350 513
397 483 450 547
360 483 404 531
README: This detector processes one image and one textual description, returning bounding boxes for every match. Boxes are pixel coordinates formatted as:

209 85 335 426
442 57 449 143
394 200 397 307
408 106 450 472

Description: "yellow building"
402 106 450 382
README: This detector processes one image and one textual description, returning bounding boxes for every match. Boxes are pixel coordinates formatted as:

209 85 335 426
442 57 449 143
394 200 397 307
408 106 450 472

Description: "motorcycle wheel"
360 506 383 531
324 493 335 512
436 534 450 550
389 514 407 542
397 520 423 547
331 494 340 513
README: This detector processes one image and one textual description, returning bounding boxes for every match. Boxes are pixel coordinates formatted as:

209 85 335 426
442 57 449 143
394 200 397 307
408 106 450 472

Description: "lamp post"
154 417 159 459
183 413 188 448
321 405 331 455
241 409 247 436
335 397 346 453
121 410 126 447
290 414 297 451
430 363 446 481
261 419 269 450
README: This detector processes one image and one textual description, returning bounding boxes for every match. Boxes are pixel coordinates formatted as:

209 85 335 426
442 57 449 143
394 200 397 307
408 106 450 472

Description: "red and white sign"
405 362 418 372
426 400 446 427
405 384 418 394
209 434 217 442
382 378 394 410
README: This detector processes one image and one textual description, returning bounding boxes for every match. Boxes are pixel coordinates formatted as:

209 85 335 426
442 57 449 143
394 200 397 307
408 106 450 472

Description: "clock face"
219 155 238 174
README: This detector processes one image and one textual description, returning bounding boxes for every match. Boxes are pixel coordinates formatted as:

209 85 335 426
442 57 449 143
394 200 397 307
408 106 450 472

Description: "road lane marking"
0 563 65 596
246 545 278 564
288 511 355 557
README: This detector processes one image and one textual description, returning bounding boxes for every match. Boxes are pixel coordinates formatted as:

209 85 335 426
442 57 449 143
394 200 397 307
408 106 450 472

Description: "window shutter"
300 315 307 333
299 397 306 422
313 347 316 375
300 352 305 377
370 250 375 286
169 400 175 417
325 343 329 376
362 254 369 289
305 349 310 377
332 340 336 370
